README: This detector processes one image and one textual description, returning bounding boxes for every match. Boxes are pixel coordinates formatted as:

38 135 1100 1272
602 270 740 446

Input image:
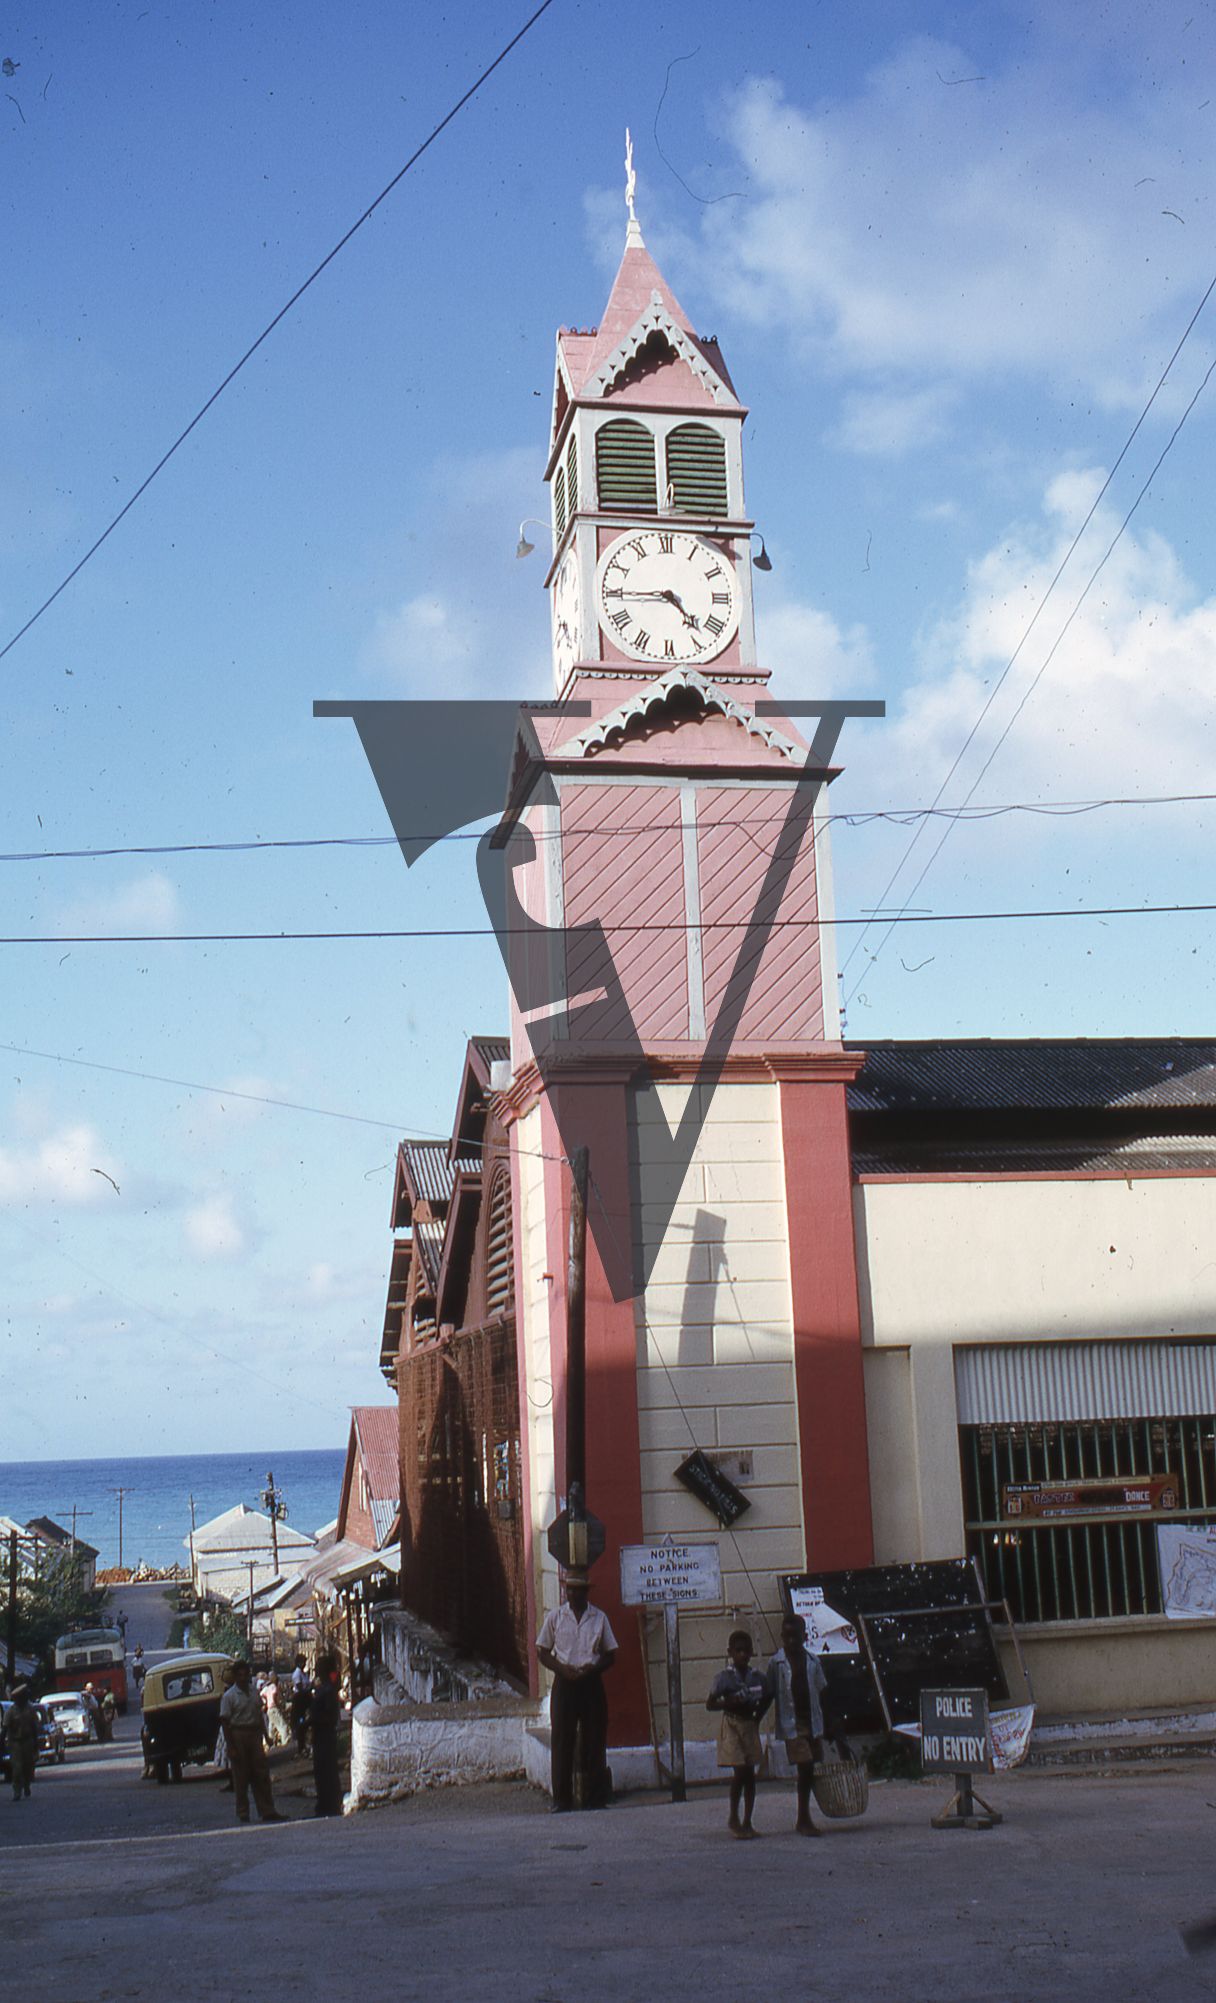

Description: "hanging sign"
674 1449 751 1527
619 1540 722 1607
1002 1475 1178 1520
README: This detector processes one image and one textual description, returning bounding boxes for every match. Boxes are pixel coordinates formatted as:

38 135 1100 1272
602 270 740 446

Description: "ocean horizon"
0 1448 347 1572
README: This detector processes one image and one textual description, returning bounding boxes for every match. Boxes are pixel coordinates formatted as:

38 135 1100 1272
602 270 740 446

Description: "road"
5 1735 1216 2001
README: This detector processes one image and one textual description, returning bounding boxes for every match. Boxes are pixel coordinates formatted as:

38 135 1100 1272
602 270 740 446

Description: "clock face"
595 529 740 666
551 550 582 682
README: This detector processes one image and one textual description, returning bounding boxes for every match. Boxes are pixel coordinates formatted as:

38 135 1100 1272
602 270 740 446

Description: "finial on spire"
624 128 643 246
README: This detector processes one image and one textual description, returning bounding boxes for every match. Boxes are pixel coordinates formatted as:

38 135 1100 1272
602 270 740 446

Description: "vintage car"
139 1651 232 1784
41 1690 92 1746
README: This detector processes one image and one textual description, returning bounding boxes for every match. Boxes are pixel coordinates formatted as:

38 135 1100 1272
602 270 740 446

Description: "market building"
366 176 1216 1782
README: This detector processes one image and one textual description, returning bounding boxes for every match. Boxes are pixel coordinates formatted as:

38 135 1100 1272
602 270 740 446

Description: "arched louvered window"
486 1170 514 1319
665 423 728 517
595 418 657 512
553 464 567 540
566 433 578 518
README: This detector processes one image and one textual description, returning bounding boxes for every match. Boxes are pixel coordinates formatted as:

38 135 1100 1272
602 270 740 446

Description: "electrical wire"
3 790 1214 865
839 262 1216 991
0 0 559 667
0 901 1214 944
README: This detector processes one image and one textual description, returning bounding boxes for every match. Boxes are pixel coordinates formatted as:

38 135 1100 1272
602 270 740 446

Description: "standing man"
218 1660 285 1826
766 1612 829 1836
289 1654 311 1756
131 1644 146 1696
4 1686 40 1801
536 1569 617 1813
309 1653 344 1817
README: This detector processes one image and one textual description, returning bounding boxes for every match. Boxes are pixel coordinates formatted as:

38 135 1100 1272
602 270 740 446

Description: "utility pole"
6 1527 18 1686
565 1145 589 1521
109 1487 131 1573
246 1559 257 1654
260 1471 284 1573
188 1494 198 1590
58 1505 94 1557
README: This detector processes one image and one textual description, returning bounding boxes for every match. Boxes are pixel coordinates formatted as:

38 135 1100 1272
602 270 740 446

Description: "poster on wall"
1157 1522 1216 1618
787 1583 861 1656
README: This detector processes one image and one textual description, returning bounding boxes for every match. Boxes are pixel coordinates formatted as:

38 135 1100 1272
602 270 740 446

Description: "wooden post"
566 1146 589 1509
664 1600 686 1804
246 1560 256 1654
110 1486 130 1572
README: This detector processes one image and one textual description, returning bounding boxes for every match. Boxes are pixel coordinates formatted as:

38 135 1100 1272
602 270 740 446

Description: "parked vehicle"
0 1700 65 1778
41 1691 92 1746
53 1627 129 1713
139 1652 231 1784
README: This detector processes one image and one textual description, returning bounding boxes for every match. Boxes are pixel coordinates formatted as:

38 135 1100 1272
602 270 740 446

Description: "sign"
546 1507 606 1571
919 1689 992 1776
1158 1522 1216 1618
674 1449 751 1528
619 1540 722 1607
1003 1474 1178 1520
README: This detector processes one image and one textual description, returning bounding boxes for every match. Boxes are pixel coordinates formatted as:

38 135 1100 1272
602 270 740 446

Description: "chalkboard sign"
674 1449 751 1527
779 1559 1009 1734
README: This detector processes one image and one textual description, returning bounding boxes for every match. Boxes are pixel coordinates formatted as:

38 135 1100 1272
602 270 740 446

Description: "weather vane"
625 128 637 224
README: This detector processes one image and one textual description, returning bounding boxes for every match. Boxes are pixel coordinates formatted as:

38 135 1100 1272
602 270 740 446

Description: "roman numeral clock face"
595 529 740 666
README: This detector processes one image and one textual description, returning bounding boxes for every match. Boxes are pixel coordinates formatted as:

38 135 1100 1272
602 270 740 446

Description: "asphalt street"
5 1735 1216 2002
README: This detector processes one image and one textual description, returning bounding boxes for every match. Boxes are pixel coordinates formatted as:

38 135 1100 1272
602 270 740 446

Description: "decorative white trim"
587 293 731 405
555 669 804 762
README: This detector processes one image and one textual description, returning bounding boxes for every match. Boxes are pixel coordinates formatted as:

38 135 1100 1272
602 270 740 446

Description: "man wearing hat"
536 1569 617 1813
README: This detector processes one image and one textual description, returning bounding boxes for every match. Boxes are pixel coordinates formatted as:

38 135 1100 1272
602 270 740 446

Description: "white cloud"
758 596 877 697
0 1123 123 1207
53 870 181 938
829 385 956 457
184 1191 247 1261
365 592 482 693
697 61 1216 407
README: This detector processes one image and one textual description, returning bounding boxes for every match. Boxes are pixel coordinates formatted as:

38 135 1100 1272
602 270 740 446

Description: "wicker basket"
811 1755 869 1819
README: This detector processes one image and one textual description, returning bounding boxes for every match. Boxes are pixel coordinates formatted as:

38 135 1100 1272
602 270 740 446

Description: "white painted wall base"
349 1694 542 1807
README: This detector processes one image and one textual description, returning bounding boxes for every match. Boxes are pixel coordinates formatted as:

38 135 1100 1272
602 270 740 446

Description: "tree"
2 1543 107 1679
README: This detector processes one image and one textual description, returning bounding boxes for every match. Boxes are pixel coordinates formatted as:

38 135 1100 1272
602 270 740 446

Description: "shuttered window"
553 465 567 541
566 433 578 519
595 418 657 512
486 1171 514 1319
665 423 728 517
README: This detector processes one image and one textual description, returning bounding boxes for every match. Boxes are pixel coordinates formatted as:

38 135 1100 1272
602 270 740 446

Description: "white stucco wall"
632 1078 805 1736
513 1105 562 1632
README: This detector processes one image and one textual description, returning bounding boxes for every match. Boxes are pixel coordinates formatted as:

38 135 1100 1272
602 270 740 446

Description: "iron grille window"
595 418 657 511
961 1415 1216 1623
665 422 728 517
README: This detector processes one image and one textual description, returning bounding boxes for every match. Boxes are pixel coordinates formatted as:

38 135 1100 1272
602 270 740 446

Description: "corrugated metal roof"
413 1217 446 1289
847 1040 1216 1115
956 1340 1216 1424
351 1406 399 1510
400 1140 459 1207
854 1133 1216 1176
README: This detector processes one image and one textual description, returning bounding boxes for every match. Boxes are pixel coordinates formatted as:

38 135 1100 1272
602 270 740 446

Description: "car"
0 1699 66 1778
41 1690 92 1746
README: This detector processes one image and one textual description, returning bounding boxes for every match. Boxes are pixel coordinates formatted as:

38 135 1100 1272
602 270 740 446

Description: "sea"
0 1449 346 1572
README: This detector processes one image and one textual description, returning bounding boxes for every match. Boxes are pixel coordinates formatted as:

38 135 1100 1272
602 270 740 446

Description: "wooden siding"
561 783 689 1044
696 786 823 1044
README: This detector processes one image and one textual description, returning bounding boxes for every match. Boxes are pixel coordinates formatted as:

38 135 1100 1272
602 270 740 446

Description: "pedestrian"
707 1629 770 1839
218 1660 285 1825
262 1671 289 1748
116 1609 128 1640
766 1612 829 1837
81 1684 100 1740
132 1644 146 1695
98 1689 116 1742
535 1568 618 1813
309 1652 344 1817
290 1654 311 1756
4 1686 40 1801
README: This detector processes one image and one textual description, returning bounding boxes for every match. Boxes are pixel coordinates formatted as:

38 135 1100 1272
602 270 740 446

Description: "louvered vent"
666 423 728 517
566 433 578 518
486 1171 514 1319
595 418 657 511
553 464 567 540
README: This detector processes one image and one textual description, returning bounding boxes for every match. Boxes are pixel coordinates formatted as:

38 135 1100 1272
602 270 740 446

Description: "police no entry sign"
919 1689 993 1775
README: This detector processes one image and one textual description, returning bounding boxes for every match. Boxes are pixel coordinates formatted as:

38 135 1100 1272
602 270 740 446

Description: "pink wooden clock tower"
500 164 875 1754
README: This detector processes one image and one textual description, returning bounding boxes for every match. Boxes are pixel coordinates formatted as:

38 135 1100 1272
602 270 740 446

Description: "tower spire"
624 127 643 248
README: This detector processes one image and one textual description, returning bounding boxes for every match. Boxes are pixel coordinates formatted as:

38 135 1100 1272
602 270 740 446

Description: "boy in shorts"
766 1612 829 1835
707 1629 770 1838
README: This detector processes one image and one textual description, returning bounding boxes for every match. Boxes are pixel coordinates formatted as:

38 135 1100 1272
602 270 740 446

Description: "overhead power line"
0 902 1213 944
2 790 1213 865
840 261 1216 994
0 0 559 667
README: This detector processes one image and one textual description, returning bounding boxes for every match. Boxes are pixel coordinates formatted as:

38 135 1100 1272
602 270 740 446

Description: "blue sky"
2 0 1215 1457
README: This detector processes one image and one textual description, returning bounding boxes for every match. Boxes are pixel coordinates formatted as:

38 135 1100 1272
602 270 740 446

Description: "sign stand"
931 1772 1002 1831
619 1536 722 1806
664 1601 686 1804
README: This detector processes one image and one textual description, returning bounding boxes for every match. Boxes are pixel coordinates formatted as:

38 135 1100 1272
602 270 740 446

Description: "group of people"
82 1682 117 1742
214 1652 345 1824
539 1573 847 1837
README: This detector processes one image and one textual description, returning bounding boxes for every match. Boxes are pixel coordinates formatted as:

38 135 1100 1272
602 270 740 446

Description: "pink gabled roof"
351 1406 400 1506
557 228 741 409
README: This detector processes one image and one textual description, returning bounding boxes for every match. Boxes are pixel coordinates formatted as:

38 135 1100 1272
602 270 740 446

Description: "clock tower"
502 158 874 1770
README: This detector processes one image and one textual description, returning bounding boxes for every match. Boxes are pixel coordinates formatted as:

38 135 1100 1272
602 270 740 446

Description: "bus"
52 1627 129 1713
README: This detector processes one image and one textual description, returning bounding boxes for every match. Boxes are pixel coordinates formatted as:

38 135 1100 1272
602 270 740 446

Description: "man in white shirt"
219 1660 286 1825
536 1570 618 1813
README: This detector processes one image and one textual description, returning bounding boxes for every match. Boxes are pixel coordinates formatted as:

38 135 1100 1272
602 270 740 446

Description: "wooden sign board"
619 1541 723 1607
919 1688 993 1775
674 1449 751 1527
